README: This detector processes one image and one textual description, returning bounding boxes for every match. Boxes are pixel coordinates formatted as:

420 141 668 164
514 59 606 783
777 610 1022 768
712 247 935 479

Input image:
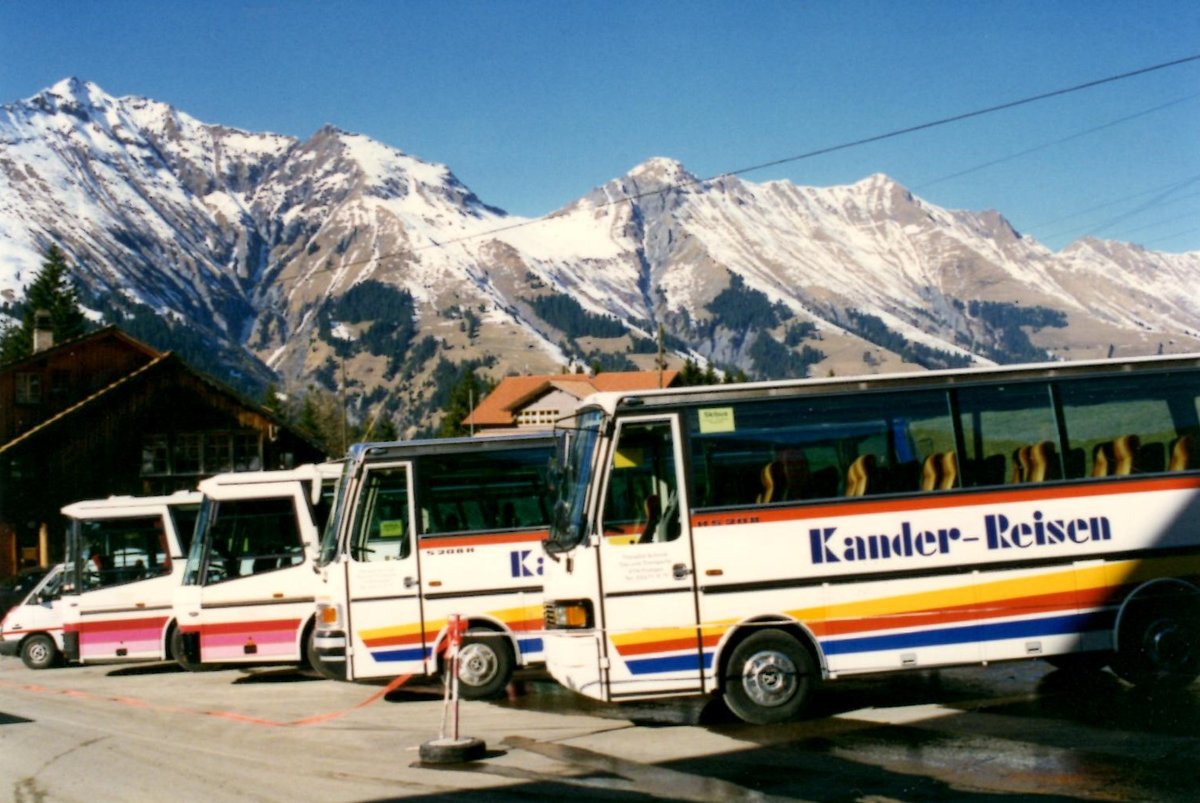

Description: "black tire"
21 634 61 670
452 631 514 700
1112 590 1200 688
419 737 486 764
722 629 816 724
170 627 206 672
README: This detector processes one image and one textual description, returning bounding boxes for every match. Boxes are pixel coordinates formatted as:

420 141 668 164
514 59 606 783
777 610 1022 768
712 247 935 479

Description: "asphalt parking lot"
2 656 1199 802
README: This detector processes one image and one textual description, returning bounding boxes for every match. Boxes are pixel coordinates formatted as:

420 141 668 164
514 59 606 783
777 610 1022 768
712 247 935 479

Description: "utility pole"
656 323 667 388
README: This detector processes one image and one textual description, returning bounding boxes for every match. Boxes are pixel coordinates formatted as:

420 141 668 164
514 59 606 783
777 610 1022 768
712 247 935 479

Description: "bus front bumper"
311 629 348 681
544 631 606 701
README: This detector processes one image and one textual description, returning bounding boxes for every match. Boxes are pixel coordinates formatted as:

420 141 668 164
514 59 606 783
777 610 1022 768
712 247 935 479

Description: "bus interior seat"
637 494 662 544
757 461 784 504
1092 441 1113 477
1170 434 1194 471
1112 434 1140 475
939 450 958 489
845 454 876 497
1028 441 1060 482
921 453 939 491
1011 445 1032 483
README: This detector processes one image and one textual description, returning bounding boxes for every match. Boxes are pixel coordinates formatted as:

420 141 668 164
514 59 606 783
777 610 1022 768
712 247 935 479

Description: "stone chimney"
32 310 53 353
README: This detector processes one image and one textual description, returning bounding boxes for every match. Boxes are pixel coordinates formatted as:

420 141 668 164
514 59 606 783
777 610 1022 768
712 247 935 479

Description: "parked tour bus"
0 564 66 669
59 493 202 666
172 463 341 670
541 354 1200 723
311 432 554 698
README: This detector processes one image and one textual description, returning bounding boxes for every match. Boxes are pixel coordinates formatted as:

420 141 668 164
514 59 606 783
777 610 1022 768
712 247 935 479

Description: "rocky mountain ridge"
3 79 1198 432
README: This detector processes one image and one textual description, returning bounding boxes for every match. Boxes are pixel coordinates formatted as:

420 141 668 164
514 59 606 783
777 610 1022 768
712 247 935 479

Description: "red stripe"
77 616 168 633
198 618 301 636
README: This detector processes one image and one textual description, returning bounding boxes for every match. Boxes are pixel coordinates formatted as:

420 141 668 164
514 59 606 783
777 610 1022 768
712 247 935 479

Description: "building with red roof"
464 369 679 434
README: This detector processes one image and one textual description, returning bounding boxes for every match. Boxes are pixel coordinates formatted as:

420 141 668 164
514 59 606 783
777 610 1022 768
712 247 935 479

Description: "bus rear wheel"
1113 591 1200 689
722 629 815 724
454 631 514 700
21 634 61 670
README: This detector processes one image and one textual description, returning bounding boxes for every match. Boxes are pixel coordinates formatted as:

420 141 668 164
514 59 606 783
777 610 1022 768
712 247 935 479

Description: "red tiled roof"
465 370 679 427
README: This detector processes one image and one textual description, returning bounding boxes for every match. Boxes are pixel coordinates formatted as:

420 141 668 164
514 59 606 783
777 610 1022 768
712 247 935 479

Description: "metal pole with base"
419 614 486 764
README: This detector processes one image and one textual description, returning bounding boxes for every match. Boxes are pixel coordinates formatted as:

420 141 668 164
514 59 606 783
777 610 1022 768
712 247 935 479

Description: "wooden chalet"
0 327 324 577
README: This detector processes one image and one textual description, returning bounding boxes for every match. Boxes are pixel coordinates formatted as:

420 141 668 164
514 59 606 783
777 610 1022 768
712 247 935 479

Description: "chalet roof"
464 369 679 427
0 351 321 457
0 325 160 373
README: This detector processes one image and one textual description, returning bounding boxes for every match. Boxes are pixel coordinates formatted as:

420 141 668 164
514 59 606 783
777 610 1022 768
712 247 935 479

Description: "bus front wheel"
21 634 61 670
1113 591 1200 689
722 629 815 724
454 631 514 700
170 628 205 672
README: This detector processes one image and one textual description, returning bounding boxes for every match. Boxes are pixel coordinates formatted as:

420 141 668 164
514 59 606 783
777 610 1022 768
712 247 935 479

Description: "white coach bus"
311 432 554 698
541 354 1200 723
59 492 202 665
172 463 341 670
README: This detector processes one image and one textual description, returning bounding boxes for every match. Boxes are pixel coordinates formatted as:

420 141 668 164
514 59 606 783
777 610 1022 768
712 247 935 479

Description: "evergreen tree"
0 245 88 362
437 369 484 438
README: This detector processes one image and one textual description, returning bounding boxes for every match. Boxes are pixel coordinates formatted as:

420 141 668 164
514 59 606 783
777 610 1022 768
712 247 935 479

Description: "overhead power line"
302 53 1200 276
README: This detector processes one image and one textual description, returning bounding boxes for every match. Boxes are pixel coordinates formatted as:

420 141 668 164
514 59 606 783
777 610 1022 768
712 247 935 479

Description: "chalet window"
205 433 234 473
15 373 41 404
142 436 170 475
174 433 203 475
142 431 264 477
233 433 262 471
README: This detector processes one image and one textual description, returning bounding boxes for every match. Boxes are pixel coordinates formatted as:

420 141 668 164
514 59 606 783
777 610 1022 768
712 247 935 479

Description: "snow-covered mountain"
3 79 1199 431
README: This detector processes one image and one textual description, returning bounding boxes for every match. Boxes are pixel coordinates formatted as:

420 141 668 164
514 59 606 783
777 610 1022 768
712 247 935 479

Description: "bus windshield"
547 408 605 553
318 464 353 566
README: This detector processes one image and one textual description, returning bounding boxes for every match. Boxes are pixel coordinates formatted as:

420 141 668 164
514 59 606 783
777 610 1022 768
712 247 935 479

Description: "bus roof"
197 461 344 497
346 431 554 465
572 352 1200 418
61 490 202 518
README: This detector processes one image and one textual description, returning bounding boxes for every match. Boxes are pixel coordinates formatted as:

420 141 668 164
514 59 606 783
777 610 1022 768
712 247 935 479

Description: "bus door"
341 461 425 680
596 415 704 698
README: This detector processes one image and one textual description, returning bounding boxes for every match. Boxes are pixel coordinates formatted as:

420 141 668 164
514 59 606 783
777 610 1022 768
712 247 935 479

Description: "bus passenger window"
956 383 1059 488
1058 372 1200 479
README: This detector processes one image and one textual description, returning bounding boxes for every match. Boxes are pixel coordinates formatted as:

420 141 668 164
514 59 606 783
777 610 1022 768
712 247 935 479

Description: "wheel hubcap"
740 649 798 708
457 643 498 687
1145 619 1197 672
28 644 48 663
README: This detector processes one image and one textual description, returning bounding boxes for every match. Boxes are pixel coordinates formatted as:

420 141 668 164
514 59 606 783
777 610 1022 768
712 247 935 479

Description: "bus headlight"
316 602 342 630
544 599 593 630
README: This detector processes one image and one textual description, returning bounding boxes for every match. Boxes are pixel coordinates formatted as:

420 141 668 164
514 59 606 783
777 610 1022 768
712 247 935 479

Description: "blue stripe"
821 611 1115 656
626 651 713 675
517 637 543 654
370 646 430 662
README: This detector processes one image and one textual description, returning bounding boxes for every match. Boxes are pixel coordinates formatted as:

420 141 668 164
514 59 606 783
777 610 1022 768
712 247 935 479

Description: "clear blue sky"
2 1 1198 252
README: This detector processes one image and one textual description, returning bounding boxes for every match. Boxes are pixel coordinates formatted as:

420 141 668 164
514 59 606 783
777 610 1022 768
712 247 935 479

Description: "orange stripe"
420 528 548 549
